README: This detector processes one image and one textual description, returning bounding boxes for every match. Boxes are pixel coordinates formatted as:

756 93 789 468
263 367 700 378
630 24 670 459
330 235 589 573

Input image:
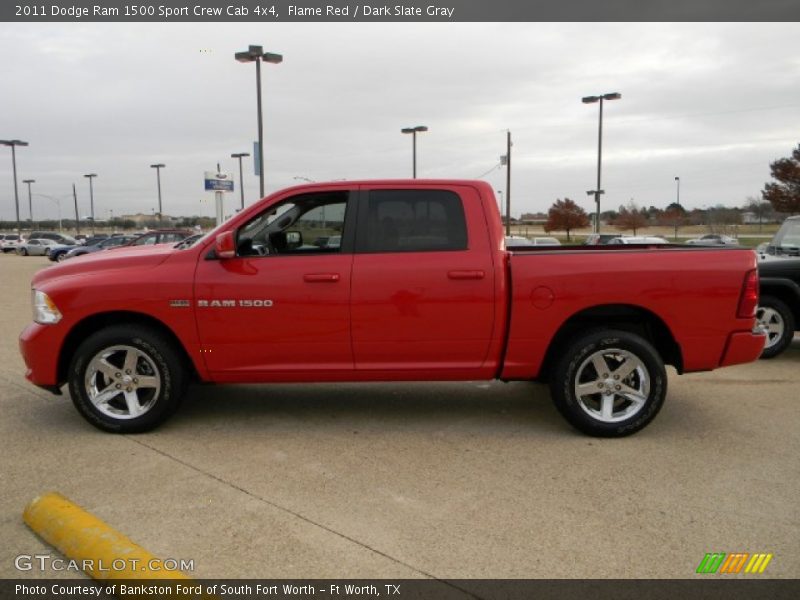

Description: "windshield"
768 219 800 256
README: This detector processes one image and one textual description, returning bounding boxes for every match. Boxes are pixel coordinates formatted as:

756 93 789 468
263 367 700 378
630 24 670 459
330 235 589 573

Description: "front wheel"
757 296 795 359
68 325 187 432
550 329 667 437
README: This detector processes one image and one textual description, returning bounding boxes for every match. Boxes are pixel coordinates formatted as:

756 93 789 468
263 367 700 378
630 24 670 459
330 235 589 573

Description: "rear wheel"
550 329 667 437
757 296 795 359
68 325 187 432
56 252 67 262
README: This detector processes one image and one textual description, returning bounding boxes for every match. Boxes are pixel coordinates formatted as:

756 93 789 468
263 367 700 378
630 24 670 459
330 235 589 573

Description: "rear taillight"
737 269 759 318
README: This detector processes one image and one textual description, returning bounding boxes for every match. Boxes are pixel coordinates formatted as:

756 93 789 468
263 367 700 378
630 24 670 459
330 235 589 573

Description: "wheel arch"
57 311 199 384
759 281 800 331
537 303 683 380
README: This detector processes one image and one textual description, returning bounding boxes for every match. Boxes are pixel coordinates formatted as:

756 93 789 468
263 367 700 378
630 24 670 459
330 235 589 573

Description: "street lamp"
496 190 503 216
84 173 97 234
231 152 250 210
1 139 29 237
401 126 428 178
150 163 165 221
582 92 621 233
22 179 35 229
34 193 63 231
235 44 283 199
675 176 680 206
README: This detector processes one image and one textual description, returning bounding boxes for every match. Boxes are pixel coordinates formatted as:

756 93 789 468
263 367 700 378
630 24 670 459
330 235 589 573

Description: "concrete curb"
23 491 191 581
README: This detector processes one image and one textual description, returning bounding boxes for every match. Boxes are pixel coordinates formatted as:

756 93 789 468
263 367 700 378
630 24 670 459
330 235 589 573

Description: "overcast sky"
1 22 799 222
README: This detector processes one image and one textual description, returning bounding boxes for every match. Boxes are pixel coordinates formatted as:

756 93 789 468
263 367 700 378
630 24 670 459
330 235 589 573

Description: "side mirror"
215 231 236 259
286 231 303 247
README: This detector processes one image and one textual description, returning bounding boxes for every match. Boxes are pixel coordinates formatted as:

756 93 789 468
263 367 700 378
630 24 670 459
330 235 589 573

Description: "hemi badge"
169 299 191 308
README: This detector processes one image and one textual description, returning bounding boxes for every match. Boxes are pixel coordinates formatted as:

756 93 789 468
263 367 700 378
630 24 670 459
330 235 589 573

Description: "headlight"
32 290 62 325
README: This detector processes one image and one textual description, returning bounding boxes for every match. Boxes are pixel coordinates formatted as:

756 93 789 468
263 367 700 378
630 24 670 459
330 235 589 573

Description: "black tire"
68 325 187 433
20 248 28 256
757 295 795 359
56 252 67 262
550 329 667 437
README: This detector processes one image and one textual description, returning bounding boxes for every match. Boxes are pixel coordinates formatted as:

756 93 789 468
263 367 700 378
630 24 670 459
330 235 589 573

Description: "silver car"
17 238 58 256
685 234 738 246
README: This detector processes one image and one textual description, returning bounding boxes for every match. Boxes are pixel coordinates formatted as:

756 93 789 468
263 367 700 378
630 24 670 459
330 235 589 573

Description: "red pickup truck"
20 180 765 437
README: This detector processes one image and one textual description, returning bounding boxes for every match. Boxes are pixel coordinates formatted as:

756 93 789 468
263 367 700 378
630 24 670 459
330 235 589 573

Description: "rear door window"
357 189 467 253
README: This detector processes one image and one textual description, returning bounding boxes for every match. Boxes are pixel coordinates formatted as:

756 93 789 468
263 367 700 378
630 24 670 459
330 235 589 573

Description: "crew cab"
19 180 765 437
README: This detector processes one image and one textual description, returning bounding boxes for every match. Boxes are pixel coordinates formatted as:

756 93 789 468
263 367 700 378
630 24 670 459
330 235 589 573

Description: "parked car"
48 235 111 262
754 217 800 358
685 234 738 246
505 236 535 247
532 237 561 246
1 234 23 253
760 215 800 257
64 235 138 259
505 236 561 247
584 234 620 245
20 180 764 436
125 229 191 247
17 239 59 256
608 236 670 245
29 231 78 246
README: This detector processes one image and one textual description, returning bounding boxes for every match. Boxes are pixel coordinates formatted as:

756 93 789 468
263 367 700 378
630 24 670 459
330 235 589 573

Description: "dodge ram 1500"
20 180 765 436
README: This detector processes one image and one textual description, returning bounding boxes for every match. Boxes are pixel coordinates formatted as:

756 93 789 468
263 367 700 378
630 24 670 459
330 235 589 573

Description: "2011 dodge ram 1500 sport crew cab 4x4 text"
19 180 766 437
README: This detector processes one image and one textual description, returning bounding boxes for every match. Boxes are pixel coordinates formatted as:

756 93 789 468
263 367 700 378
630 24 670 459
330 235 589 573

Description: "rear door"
350 184 496 372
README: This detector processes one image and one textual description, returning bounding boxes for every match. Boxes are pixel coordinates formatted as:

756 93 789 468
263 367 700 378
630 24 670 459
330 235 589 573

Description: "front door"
194 190 355 379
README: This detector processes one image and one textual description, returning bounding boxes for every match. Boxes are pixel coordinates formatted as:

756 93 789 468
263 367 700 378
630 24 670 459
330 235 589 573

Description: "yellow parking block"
23 491 191 581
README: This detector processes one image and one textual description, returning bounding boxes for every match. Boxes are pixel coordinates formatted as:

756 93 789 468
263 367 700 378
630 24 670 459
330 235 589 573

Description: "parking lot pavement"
1 253 798 579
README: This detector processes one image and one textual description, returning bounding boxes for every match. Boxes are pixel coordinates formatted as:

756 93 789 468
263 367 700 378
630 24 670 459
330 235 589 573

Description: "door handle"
303 273 340 283
447 270 485 280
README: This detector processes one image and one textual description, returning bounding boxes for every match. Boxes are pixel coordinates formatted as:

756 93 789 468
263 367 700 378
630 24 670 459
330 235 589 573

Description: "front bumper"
719 331 767 367
19 322 64 390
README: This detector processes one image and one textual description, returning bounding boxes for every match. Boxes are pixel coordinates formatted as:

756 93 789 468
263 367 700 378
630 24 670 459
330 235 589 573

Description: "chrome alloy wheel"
756 306 785 351
574 348 650 423
84 345 161 419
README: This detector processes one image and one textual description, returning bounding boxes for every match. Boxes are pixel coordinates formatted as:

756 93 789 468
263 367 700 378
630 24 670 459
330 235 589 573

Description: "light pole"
675 176 680 207
582 92 621 233
231 152 250 210
84 173 97 234
150 164 165 222
23 179 35 229
235 45 283 199
496 190 503 217
401 126 428 178
1 139 29 237
34 193 63 231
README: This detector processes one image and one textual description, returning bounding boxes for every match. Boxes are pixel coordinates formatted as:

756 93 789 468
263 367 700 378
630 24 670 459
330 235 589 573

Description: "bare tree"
745 196 774 232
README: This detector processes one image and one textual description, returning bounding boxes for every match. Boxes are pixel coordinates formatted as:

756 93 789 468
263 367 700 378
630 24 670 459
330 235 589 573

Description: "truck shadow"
173 380 571 436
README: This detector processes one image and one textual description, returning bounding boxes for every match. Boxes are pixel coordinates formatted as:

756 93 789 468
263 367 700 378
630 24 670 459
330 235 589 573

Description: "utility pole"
504 130 512 236
72 184 80 236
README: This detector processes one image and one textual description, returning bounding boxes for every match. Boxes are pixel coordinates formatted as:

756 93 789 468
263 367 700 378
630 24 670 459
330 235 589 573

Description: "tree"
706 204 742 235
763 144 800 214
659 202 687 240
613 201 648 235
544 198 589 241
745 196 774 232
